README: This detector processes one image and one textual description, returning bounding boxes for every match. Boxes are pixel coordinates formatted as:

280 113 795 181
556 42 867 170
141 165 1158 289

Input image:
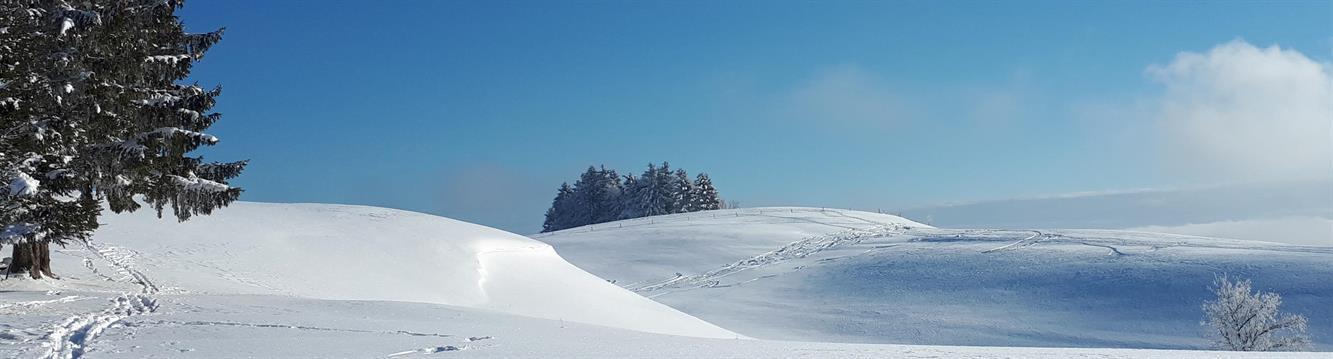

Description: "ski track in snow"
634 224 906 294
981 230 1045 253
129 320 456 338
624 209 920 293
82 242 158 295
40 294 158 359
13 242 164 359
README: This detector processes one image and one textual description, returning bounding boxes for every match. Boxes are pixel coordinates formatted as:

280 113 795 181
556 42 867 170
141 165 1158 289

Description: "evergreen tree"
566 168 597 227
690 173 721 211
672 169 694 213
543 163 723 227
618 174 639 219
649 162 676 215
619 163 652 219
621 163 672 218
541 183 575 232
590 166 623 223
0 1 245 278
570 166 624 227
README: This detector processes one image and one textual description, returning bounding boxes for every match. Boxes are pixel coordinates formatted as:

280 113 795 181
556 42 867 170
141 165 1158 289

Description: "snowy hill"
536 207 1333 350
1 202 743 358
530 207 929 286
64 202 741 339
3 203 1328 358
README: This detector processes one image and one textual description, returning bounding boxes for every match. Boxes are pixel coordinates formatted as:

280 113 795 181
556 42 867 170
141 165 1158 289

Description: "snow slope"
537 207 1333 350
529 207 928 287
2 202 737 340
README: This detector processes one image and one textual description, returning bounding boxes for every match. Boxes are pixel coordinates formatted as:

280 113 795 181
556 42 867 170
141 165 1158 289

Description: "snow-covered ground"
5 292 1318 358
537 207 1333 351
3 203 1328 358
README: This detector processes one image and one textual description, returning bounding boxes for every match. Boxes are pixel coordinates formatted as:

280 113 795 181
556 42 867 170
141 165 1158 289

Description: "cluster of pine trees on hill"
542 162 721 232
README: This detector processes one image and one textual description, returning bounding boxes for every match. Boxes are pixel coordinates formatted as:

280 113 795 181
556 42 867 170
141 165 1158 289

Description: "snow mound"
538 207 1333 350
58 202 738 339
532 207 928 286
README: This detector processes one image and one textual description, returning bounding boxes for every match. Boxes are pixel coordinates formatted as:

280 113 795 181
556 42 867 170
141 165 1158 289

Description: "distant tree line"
542 162 721 232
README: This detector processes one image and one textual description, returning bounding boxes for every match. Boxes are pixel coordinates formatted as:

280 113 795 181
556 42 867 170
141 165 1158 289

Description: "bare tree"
1202 275 1312 351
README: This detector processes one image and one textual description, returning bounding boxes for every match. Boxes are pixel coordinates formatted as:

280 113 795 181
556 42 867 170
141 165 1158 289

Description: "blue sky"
176 1 1333 234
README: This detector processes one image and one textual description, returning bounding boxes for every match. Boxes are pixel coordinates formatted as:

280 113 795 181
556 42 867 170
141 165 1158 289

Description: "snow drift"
72 201 737 339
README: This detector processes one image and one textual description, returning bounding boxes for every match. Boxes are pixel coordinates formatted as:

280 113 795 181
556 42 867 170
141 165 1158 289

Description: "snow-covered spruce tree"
671 169 693 213
617 164 651 219
617 173 639 219
0 0 245 279
689 173 721 211
1203 275 1312 351
619 163 673 219
564 169 596 228
541 182 575 232
648 162 676 216
589 166 622 223
564 166 622 228
653 162 677 214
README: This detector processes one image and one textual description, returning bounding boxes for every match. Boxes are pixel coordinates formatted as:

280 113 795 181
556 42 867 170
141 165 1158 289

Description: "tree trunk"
9 243 32 277
8 242 56 279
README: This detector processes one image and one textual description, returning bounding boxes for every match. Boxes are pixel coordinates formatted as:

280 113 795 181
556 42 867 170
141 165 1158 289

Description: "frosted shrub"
1202 275 1312 351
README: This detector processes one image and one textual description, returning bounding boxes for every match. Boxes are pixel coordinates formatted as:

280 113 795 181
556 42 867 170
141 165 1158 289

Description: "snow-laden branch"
145 54 190 64
6 171 39 196
96 127 220 157
137 93 180 106
169 174 232 194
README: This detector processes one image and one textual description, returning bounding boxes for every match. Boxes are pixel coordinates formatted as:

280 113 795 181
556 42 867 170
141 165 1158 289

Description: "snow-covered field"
2 203 1328 358
537 207 1333 351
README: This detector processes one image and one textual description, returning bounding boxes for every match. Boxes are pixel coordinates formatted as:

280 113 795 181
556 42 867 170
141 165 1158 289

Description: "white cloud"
1148 40 1333 181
